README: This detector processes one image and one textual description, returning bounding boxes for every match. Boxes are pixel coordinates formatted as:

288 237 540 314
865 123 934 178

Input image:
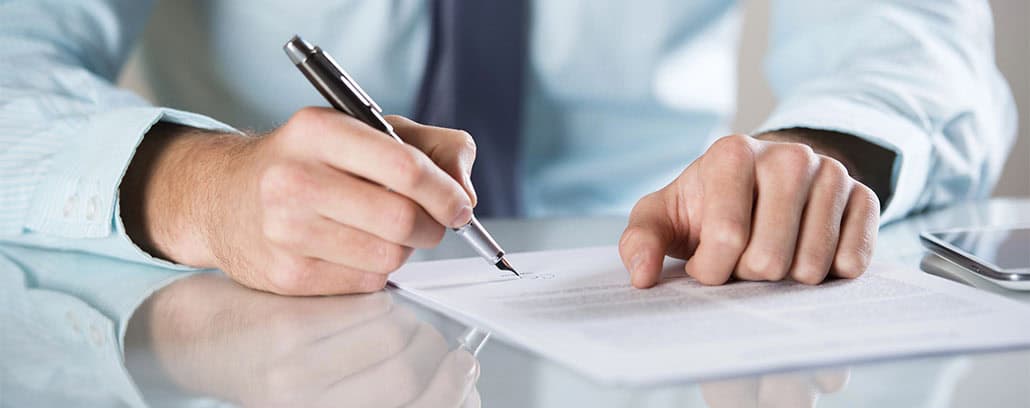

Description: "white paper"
389 246 1030 385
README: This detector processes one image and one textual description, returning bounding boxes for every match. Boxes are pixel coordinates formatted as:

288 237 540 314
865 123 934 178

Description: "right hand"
129 107 478 295
126 273 480 407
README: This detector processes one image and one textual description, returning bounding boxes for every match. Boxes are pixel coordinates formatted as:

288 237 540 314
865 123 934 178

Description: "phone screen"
931 228 1030 271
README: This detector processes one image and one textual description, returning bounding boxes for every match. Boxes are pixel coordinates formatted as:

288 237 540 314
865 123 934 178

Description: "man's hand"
701 369 850 408
121 107 478 295
125 274 480 407
618 133 882 288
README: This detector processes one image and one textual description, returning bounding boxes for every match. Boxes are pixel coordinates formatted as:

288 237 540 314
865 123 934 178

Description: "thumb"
619 191 678 288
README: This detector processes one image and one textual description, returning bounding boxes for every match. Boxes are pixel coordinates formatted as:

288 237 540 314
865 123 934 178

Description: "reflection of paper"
389 246 1030 385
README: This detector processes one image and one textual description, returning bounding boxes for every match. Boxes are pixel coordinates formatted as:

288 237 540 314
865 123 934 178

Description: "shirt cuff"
22 107 238 267
1 244 205 407
754 95 931 224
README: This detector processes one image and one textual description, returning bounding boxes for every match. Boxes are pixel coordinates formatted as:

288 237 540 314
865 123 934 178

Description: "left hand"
700 369 851 408
619 134 880 288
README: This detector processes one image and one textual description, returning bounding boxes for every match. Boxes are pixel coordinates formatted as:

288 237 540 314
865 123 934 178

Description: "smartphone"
919 226 1030 290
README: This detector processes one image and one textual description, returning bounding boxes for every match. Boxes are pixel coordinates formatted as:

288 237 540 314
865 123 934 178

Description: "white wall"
733 0 1030 197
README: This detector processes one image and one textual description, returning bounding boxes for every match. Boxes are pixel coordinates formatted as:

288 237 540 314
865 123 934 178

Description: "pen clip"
320 51 383 113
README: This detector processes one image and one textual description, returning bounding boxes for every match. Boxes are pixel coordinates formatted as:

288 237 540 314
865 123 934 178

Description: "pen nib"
496 257 520 277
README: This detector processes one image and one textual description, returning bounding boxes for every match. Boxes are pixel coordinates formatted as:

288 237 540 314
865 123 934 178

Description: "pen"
283 35 519 276
458 327 490 356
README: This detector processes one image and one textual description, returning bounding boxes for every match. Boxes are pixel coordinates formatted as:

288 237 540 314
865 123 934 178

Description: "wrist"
121 122 253 267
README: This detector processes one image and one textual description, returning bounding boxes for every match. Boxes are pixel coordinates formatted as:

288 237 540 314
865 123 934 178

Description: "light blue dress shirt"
0 1 1016 405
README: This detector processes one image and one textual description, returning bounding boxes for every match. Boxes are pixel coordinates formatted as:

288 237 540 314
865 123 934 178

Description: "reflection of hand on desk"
701 369 849 408
124 273 480 407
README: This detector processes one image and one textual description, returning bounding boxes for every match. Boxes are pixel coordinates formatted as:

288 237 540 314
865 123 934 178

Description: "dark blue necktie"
414 0 529 217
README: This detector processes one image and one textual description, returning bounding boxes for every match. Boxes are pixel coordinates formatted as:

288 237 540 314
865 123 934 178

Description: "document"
389 246 1030 385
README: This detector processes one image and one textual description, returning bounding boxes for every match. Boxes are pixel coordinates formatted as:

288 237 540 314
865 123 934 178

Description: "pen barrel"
457 328 491 357
453 217 505 264
285 37 392 135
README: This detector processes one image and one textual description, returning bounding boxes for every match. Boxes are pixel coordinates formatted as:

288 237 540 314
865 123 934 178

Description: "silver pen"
283 35 519 276
458 327 490 356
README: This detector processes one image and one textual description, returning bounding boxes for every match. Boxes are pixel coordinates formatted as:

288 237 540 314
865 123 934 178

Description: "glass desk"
2 198 1028 407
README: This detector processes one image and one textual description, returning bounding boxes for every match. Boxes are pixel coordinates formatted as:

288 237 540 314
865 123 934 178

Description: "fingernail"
451 205 473 228
630 253 645 276
465 174 478 206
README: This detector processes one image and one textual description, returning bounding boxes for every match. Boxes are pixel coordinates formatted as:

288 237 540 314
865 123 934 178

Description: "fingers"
279 217 415 274
685 135 756 285
700 370 850 408
407 350 480 408
387 115 479 207
320 323 450 407
620 191 678 288
286 107 473 228
700 377 759 408
257 162 435 273
461 387 482 408
832 183 879 278
812 369 850 393
620 133 876 290
789 159 851 284
296 163 446 248
736 143 818 282
288 306 421 385
262 256 390 296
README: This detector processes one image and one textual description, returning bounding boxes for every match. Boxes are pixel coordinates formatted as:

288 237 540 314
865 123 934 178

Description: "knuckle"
709 135 754 163
834 252 869 278
741 251 790 281
262 217 298 246
791 250 830 284
707 220 749 252
284 107 326 135
792 266 825 285
619 225 644 249
356 273 388 293
391 146 429 190
630 191 663 215
692 270 732 286
293 106 325 122
268 258 314 295
386 199 420 242
383 114 408 125
259 163 310 205
765 143 816 173
853 183 881 214
376 243 410 273
455 130 477 154
819 157 851 181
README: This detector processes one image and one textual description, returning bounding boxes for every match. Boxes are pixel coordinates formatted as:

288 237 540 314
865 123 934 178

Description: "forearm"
120 123 254 267
763 0 1015 222
755 128 895 210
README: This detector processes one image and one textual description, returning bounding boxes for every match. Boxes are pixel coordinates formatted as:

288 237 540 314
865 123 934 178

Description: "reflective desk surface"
3 198 1029 407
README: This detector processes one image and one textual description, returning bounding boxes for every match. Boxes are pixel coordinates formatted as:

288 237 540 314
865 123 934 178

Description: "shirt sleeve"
757 0 1017 223
0 0 238 266
0 244 206 407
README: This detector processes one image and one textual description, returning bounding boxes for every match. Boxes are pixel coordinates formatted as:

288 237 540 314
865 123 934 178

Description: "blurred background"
120 0 1029 197
732 0 1029 197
